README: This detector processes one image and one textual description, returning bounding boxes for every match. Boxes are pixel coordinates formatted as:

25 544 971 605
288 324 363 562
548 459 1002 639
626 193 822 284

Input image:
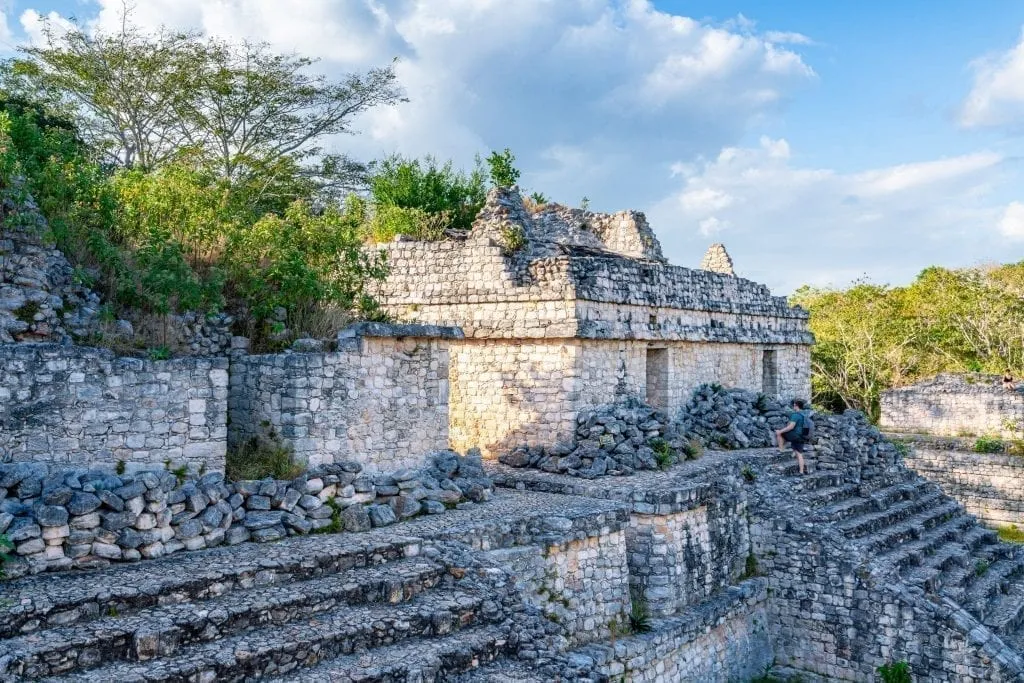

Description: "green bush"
974 436 1004 454
226 436 304 481
877 661 911 683
649 438 676 471
486 148 520 188
369 155 486 234
628 588 652 634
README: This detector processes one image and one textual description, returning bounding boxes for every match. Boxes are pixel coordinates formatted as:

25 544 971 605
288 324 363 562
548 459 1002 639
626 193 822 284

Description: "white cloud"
649 138 1021 293
32 0 815 211
1000 202 1024 240
961 28 1024 129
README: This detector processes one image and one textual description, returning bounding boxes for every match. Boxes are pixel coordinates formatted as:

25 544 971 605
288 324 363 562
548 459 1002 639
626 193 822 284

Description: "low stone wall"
881 374 1024 438
0 449 493 576
899 437 1024 527
0 343 227 472
229 323 461 472
579 580 774 682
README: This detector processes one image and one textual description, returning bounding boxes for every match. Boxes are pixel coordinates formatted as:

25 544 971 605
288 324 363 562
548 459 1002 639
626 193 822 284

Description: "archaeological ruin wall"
229 323 460 472
881 373 1024 438
0 343 228 472
373 188 812 459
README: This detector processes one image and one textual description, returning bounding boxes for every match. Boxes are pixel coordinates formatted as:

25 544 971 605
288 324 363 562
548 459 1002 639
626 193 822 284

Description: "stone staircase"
781 455 1024 654
0 532 515 682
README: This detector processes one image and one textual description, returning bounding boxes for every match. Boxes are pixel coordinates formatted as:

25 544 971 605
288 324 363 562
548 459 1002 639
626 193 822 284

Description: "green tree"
485 147 520 188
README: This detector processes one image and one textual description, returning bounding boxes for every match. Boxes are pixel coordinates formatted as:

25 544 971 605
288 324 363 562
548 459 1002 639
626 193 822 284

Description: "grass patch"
226 436 304 481
877 661 911 683
147 346 172 361
628 588 652 634
313 497 343 534
741 465 757 483
682 438 704 460
891 439 910 458
999 525 1024 543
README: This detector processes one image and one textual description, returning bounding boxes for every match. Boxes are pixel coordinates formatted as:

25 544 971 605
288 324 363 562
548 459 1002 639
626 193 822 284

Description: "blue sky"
5 0 1024 293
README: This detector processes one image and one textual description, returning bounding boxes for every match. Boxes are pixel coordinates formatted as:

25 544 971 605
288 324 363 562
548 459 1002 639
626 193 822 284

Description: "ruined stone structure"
881 373 1024 438
229 323 460 472
699 242 736 276
0 344 228 472
373 188 813 458
882 374 1024 531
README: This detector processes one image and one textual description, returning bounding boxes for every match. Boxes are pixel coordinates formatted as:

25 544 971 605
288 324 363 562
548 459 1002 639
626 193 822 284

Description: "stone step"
4 558 446 679
859 501 963 553
38 587 493 682
811 496 879 524
803 483 860 509
882 516 975 570
838 492 947 539
0 530 423 638
962 525 1001 553
982 582 1024 635
965 555 1024 613
269 625 512 682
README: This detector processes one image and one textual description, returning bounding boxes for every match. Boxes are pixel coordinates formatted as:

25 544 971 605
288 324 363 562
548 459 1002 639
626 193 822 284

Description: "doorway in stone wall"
762 350 779 396
646 347 669 409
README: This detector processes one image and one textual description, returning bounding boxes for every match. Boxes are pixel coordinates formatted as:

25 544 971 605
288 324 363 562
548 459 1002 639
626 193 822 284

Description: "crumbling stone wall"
229 323 459 472
0 343 227 471
901 437 1024 527
881 374 1024 438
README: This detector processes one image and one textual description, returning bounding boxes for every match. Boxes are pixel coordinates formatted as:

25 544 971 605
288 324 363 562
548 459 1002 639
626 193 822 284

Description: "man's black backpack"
802 411 816 441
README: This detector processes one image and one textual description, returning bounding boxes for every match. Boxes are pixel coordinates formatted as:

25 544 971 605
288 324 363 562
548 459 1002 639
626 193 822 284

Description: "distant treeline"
792 263 1024 420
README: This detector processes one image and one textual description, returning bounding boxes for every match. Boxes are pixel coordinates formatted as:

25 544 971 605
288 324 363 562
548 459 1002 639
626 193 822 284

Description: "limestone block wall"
881 374 1024 438
753 519 1022 681
0 343 227 471
450 338 810 459
229 325 458 472
627 493 749 617
584 581 774 683
901 440 1024 527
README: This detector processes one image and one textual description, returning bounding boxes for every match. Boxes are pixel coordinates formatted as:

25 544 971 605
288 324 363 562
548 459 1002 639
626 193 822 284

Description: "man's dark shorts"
784 433 805 452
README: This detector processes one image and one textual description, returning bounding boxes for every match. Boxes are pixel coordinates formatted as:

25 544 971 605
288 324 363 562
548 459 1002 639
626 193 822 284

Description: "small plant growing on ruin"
0 534 13 579
649 438 676 470
890 440 910 458
147 346 172 361
973 436 1004 454
500 224 526 254
998 525 1024 544
170 464 189 486
682 438 704 460
741 466 757 483
741 551 760 579
628 587 652 634
106 605 119 617
1005 440 1024 457
13 300 41 325
754 392 771 412
877 660 911 683
485 148 520 188
226 436 304 481
115 460 126 475
313 498 343 534
976 559 990 577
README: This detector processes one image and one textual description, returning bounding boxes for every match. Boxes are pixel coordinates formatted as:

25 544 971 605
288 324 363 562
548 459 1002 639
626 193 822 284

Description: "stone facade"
0 343 227 471
229 323 460 471
881 373 1024 438
900 437 1024 527
699 242 736 276
374 187 812 459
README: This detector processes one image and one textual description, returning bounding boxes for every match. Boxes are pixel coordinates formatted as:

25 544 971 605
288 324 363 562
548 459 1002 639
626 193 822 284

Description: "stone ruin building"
7 188 1024 682
373 188 812 458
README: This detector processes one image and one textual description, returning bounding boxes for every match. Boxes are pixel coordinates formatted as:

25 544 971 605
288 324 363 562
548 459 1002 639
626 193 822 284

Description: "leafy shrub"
877 660 911 683
369 155 486 233
976 559 990 577
741 466 757 483
649 438 676 471
12 300 40 324
974 436 1004 454
147 346 171 361
0 534 12 579
682 438 704 460
486 148 520 188
500 223 526 254
226 436 304 481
